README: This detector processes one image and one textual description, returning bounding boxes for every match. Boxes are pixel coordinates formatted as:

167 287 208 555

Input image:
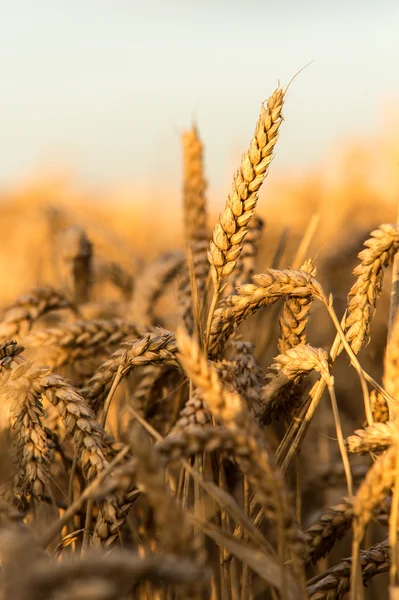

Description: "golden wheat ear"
180 125 209 337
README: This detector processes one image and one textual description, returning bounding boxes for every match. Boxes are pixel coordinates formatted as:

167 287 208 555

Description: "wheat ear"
58 225 93 304
304 497 391 565
205 88 285 346
82 330 180 414
180 125 209 334
307 540 390 600
0 343 53 501
131 251 184 325
345 224 399 354
209 268 325 357
278 258 316 352
224 215 265 298
0 287 77 341
346 421 399 454
24 318 145 368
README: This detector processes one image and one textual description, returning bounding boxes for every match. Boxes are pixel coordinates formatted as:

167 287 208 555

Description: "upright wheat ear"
345 224 399 354
208 88 284 285
205 88 285 347
59 226 93 304
180 125 209 334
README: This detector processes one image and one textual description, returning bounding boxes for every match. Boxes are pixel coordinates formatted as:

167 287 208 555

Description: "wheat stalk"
176 328 307 592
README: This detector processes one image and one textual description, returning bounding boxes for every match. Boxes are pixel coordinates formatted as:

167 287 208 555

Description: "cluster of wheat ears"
0 84 398 600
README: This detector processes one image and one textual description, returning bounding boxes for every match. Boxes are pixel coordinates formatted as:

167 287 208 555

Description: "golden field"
0 90 398 599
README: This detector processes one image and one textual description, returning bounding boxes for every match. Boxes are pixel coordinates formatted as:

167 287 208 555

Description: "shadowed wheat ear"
308 540 390 600
169 387 212 435
304 497 391 566
82 330 180 415
176 328 307 596
131 251 185 326
129 426 207 593
94 260 134 300
23 318 146 368
0 287 78 342
205 87 285 347
370 389 389 423
344 224 399 355
128 364 164 418
208 268 325 357
172 341 264 436
222 340 265 407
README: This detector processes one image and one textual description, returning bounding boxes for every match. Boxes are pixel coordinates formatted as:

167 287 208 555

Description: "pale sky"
1 1 399 191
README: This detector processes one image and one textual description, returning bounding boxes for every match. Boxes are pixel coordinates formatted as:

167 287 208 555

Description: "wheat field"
0 84 398 599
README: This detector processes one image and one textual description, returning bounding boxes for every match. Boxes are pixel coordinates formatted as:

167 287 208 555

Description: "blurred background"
1 0 399 301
